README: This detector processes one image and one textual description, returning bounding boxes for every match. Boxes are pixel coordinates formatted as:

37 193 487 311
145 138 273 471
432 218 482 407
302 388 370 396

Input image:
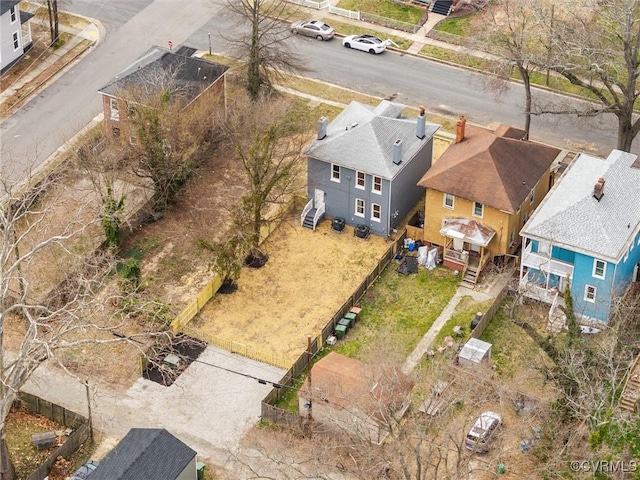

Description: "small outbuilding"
458 338 492 368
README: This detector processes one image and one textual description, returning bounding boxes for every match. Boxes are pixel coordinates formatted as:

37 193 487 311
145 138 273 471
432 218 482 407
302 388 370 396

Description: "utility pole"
84 380 93 443
208 33 212 56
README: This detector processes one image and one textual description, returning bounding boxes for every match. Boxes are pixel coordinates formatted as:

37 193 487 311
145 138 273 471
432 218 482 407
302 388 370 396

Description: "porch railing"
312 203 325 230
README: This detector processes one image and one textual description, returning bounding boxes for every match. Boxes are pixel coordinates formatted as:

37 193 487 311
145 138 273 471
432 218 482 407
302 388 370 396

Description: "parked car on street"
342 34 389 54
290 20 335 41
465 411 502 453
70 460 99 480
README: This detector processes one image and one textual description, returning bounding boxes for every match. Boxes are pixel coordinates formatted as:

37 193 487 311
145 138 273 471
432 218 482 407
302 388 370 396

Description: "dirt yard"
186 216 393 363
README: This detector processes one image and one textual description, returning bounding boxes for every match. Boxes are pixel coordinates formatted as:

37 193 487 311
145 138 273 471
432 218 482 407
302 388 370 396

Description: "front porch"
440 218 495 287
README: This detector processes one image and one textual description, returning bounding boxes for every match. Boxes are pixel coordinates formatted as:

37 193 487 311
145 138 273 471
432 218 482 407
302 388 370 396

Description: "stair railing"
312 203 325 230
301 199 313 226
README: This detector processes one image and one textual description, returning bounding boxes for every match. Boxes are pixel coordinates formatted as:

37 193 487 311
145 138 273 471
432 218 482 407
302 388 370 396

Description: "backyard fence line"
328 6 361 20
18 392 90 480
261 230 407 424
286 0 330 8
470 283 509 340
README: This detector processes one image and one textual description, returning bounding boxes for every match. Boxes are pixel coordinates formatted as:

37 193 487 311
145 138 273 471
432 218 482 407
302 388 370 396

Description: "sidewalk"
0 16 102 110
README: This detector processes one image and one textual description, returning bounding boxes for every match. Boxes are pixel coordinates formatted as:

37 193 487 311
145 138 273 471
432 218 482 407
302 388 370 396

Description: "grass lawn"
432 295 494 347
333 264 459 362
432 15 475 36
320 17 413 50
336 0 425 24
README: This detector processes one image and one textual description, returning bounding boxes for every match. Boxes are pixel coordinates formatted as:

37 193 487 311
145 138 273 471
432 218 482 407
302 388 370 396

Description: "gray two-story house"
0 0 33 74
302 100 440 237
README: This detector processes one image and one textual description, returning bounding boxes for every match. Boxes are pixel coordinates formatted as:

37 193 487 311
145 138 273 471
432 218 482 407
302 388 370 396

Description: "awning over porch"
439 218 496 248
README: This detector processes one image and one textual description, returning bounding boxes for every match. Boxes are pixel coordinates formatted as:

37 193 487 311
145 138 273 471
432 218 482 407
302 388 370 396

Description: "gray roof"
98 45 228 105
1 1 21 16
521 149 640 261
91 428 196 480
305 100 439 180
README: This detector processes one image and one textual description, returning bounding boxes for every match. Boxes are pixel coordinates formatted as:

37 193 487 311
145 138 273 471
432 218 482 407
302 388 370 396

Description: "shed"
458 338 492 368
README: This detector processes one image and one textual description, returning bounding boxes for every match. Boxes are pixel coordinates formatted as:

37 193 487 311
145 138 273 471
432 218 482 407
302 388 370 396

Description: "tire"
344 42 351 48
292 29 298 34
316 35 323 41
369 49 376 54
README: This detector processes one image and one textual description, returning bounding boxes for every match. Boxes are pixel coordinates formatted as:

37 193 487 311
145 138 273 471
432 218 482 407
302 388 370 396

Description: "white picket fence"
286 0 331 9
328 5 361 20
285 0 360 19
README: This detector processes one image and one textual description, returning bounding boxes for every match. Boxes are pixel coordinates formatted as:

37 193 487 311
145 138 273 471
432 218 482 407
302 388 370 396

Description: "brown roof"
417 124 561 213
299 352 413 422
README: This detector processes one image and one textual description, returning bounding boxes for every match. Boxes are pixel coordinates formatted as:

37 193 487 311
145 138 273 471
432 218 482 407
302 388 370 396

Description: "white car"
342 34 389 54
291 20 335 41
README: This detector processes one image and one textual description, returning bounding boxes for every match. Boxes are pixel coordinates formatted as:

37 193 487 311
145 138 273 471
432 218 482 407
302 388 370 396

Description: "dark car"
70 460 99 480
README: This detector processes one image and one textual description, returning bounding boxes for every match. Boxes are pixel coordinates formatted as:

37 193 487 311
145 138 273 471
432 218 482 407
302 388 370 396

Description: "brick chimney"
455 116 466 143
593 177 605 201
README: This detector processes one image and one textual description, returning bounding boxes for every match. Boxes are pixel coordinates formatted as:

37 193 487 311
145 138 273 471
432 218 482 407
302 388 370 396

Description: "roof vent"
593 177 605 201
393 139 402 165
345 122 358 131
317 117 328 140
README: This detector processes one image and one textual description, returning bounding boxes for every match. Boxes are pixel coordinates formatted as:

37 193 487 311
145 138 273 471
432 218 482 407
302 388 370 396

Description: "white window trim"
355 171 365 190
10 6 17 23
12 32 19 51
592 259 606 279
529 188 535 204
372 176 382 195
371 203 381 222
472 202 484 218
443 193 454 209
584 285 596 303
331 164 340 183
109 98 120 121
355 198 365 218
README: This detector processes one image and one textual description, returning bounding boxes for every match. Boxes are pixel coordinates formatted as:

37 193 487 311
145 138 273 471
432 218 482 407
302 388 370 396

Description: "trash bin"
197 462 206 480
470 312 483 330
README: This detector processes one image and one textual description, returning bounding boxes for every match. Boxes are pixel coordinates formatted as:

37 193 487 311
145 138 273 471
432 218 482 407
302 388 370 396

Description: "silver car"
291 20 335 41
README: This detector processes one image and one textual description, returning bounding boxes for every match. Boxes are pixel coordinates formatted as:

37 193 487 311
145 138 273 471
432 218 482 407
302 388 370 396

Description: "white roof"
459 338 492 363
521 150 640 261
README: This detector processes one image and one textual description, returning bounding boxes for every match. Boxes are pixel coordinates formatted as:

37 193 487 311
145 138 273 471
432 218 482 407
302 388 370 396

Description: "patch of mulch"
142 334 207 386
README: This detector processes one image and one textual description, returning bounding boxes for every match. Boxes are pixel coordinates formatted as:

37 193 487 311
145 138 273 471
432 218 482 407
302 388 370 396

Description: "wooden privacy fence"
470 284 509 339
261 231 407 422
18 392 90 480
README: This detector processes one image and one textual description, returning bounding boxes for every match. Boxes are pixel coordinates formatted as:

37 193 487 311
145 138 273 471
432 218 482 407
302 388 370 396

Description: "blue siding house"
302 100 439 237
519 150 640 324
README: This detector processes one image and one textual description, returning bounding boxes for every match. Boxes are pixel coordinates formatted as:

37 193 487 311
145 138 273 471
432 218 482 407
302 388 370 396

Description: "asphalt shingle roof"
522 150 640 261
417 124 561 213
90 428 196 480
98 45 228 105
1 0 20 16
305 100 439 180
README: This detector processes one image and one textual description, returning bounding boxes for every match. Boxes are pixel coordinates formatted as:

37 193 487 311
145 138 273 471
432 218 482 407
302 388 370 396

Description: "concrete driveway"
21 346 285 466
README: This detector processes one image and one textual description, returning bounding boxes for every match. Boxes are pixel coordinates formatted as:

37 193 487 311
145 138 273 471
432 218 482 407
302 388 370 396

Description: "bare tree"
225 96 308 260
40 0 68 47
540 0 640 151
0 171 156 479
223 0 307 101
474 0 549 138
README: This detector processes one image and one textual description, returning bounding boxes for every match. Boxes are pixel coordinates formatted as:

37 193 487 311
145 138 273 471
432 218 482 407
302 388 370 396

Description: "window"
109 98 119 121
444 193 454 209
371 203 381 222
593 259 606 279
12 32 19 50
509 230 515 247
529 188 535 204
522 211 529 227
331 164 340 182
355 198 365 217
128 106 137 119
473 202 483 218
585 285 596 302
356 171 365 189
10 6 17 23
372 176 382 194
